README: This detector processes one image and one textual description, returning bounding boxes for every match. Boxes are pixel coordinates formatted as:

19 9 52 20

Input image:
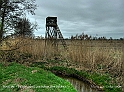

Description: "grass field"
0 37 124 91
0 62 76 92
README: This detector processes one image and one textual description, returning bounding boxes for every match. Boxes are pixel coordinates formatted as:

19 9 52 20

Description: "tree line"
70 33 124 40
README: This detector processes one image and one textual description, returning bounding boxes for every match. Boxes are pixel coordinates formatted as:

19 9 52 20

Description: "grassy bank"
48 66 122 92
31 62 122 92
0 62 76 92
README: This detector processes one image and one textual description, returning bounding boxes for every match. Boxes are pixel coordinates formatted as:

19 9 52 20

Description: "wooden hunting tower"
45 17 67 49
46 17 57 27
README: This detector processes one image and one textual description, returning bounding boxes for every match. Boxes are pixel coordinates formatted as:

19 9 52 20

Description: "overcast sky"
27 0 124 39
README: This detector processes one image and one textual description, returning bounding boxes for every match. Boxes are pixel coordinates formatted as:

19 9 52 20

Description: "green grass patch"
48 66 89 78
0 62 76 92
88 72 121 92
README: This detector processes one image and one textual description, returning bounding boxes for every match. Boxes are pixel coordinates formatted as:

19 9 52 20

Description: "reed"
1 37 123 71
66 40 123 72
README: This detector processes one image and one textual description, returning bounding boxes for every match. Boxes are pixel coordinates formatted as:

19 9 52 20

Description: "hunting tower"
45 17 67 49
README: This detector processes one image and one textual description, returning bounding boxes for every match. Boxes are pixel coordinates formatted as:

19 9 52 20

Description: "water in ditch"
61 76 101 92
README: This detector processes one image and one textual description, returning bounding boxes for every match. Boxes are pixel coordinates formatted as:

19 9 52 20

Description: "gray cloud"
27 0 124 39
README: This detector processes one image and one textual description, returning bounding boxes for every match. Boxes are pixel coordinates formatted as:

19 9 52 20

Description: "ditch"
59 76 100 92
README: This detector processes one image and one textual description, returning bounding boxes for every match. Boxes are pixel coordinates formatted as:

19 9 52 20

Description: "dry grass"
66 40 123 72
1 38 123 70
0 37 124 90
64 40 123 90
0 37 58 60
